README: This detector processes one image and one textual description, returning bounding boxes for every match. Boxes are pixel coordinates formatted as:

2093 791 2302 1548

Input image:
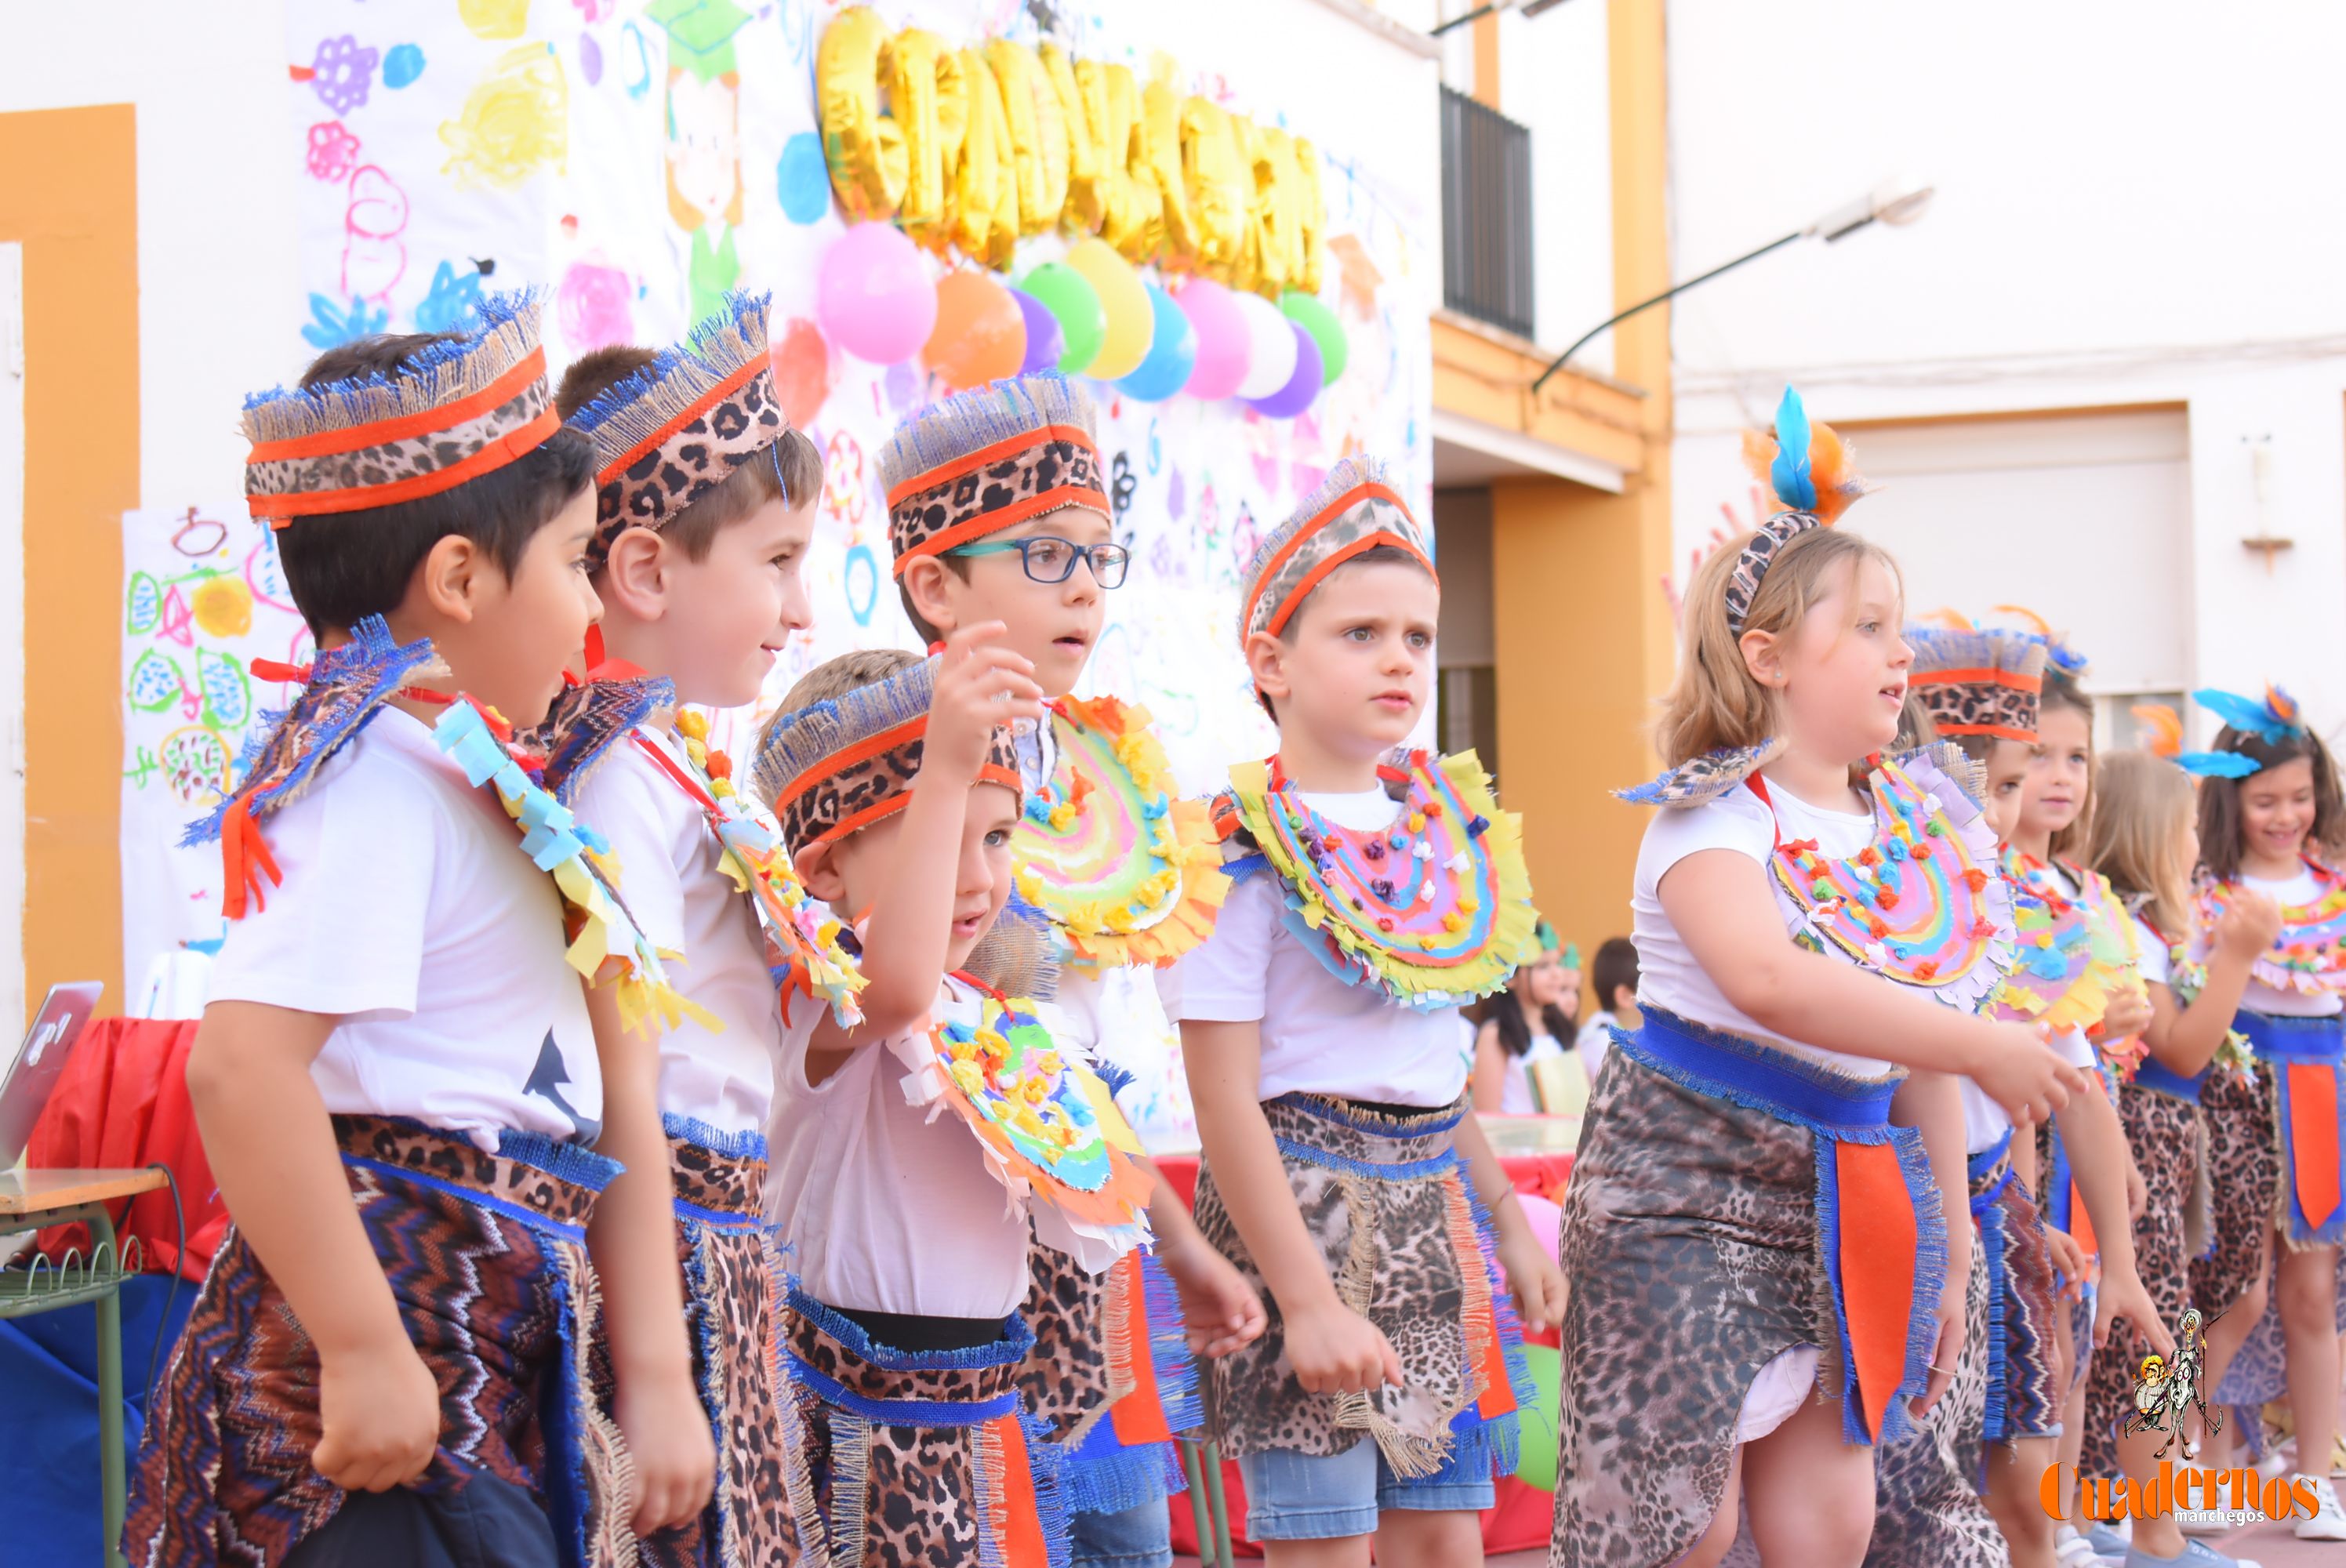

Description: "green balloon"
1512 1344 1562 1492
1019 261 1107 376
1280 290 1348 385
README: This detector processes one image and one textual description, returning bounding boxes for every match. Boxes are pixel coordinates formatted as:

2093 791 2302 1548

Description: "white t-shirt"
1958 1025 2097 1155
209 707 601 1151
2130 912 2174 989
1173 786 1473 1108
1495 1029 1568 1116
766 978 1034 1319
1631 780 1893 1077
2239 866 2344 1018
572 727 783 1137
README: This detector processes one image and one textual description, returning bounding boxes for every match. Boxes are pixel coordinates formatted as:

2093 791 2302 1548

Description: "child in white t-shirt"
129 298 680 1568
532 294 861 1559
749 635 1156 1566
1177 457 1564 1565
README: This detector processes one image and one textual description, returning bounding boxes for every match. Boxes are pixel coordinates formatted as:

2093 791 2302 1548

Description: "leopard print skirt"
774 1291 1064 1568
634 1120 790 1568
1190 1093 1527 1480
1549 1014 1945 1568
1019 1240 1195 1517
2190 1064 2278 1314
1970 1137 2063 1444
127 1116 630 1568
2083 1083 2198 1479
1866 1235 2004 1568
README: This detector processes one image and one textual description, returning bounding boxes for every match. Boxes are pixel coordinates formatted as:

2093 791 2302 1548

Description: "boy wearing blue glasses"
884 375 1265 1568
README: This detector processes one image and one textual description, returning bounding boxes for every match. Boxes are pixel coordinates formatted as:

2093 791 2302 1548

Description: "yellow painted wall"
0 105 135 1018
1491 0 1674 964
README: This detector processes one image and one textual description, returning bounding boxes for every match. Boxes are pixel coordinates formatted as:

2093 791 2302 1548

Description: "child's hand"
2216 890 2283 961
1912 1276 1967 1418
924 622 1044 783
1970 1022 2088 1126
2097 989 2153 1044
1495 1227 1569 1333
1282 1298 1404 1396
613 1367 717 1536
1158 1233 1268 1359
2094 1265 2175 1362
2043 1225 2092 1301
312 1334 442 1493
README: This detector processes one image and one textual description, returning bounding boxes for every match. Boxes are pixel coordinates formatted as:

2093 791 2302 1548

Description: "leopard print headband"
1721 510 1825 633
749 656 1022 856
569 292 786 572
1907 626 2047 744
243 292 559 526
1240 456 1436 645
885 425 1109 576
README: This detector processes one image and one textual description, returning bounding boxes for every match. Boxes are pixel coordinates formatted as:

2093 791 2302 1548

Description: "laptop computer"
0 982 104 1171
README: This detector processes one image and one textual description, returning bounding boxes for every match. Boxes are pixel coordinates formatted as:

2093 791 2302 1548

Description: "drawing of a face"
665 69 742 229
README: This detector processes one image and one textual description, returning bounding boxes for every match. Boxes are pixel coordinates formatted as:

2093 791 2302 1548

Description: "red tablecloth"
1153 1142 1573 1557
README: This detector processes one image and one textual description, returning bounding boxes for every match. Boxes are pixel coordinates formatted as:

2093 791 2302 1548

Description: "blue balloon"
1011 288 1065 375
777 132 831 225
1114 283 1198 403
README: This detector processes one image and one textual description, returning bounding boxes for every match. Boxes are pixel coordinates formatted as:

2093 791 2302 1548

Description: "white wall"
1501 0 1613 367
1665 0 2346 743
0 2 301 509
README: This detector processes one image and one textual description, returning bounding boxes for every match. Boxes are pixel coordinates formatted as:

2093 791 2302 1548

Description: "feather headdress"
2133 699 2261 778
880 372 1109 575
1905 624 2047 744
243 291 560 525
961 892 1062 1003
1986 604 2091 679
1239 454 1436 646
568 290 787 568
1723 386 1872 632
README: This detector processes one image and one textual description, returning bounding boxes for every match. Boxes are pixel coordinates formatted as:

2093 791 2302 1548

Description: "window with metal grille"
1440 85 1535 340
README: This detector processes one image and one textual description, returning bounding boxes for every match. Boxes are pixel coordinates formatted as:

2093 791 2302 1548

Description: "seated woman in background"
1473 920 1582 1112
1575 935 1640 1082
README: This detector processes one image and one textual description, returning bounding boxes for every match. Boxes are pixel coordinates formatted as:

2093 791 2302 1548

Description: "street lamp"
1429 0 1575 38
1529 173 1936 394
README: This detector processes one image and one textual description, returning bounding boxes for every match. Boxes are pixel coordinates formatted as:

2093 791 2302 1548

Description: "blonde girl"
1550 390 2086 1568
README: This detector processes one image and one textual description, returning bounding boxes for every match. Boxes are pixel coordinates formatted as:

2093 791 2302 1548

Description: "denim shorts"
1067 1497 1172 1568
1236 1441 1496 1541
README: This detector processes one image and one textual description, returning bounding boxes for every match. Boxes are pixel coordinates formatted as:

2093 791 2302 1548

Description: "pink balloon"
1514 1194 1564 1272
1175 278 1249 401
817 222 938 365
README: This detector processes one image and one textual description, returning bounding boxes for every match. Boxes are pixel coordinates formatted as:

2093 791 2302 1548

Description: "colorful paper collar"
2196 859 2346 997
1992 851 2144 1039
1215 748 1536 1010
243 291 560 525
1758 746 2015 1010
1240 454 1434 644
1011 695 1230 971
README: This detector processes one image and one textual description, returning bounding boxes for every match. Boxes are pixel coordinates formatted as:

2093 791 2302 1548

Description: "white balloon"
1233 292 1298 400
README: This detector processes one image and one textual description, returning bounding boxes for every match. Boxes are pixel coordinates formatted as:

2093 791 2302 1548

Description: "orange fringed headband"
242 292 561 526
1239 456 1436 646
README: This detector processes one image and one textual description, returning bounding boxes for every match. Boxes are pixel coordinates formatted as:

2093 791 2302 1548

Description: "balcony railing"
1440 85 1535 341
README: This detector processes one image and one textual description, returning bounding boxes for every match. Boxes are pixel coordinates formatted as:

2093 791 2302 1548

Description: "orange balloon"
923 269 1028 390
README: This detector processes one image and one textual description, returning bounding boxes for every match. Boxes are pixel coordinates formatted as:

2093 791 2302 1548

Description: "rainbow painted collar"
635 716 866 1028
1011 695 1229 971
2196 858 2346 996
434 699 708 1038
1761 749 2015 1011
1216 748 1536 1010
1993 851 2143 1038
896 975 1154 1251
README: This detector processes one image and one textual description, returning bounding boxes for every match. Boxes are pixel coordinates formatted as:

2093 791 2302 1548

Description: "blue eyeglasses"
946 535 1131 588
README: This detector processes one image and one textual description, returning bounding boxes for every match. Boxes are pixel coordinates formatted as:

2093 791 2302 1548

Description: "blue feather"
2192 687 2297 745
2176 750 2262 779
1770 386 1816 511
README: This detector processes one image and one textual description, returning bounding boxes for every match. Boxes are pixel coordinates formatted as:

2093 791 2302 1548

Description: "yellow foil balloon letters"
888 29 950 227
1142 75 1193 265
1049 45 1106 234
1291 136 1326 295
984 41 1055 237
1102 64 1163 263
1179 96 1247 281
815 6 906 220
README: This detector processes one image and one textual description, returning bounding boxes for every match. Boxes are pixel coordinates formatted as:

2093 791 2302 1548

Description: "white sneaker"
2295 1472 2346 1541
2056 1524 2103 1567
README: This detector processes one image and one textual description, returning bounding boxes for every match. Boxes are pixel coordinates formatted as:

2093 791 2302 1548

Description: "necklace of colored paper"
2203 857 2346 994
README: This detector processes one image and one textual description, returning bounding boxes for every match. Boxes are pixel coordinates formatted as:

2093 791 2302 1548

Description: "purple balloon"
1176 278 1250 401
1011 287 1065 376
1243 322 1323 419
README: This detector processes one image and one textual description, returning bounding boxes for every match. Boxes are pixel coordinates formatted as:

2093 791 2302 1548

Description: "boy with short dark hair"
750 629 1158 1564
1177 456 1566 1565
532 292 858 1564
129 295 685 1568
884 375 1266 1568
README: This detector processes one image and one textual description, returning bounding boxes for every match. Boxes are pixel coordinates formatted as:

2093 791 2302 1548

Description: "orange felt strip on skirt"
988 1413 1048 1565
2286 1060 2342 1232
2069 1175 2097 1259
1474 1305 1518 1421
1109 1250 1172 1446
1836 1139 1920 1442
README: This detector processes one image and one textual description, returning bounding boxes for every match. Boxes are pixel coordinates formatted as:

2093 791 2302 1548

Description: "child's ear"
1244 629 1291 706
1738 627 1788 690
413 534 486 625
899 555 961 638
598 528 669 622
793 838 848 904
